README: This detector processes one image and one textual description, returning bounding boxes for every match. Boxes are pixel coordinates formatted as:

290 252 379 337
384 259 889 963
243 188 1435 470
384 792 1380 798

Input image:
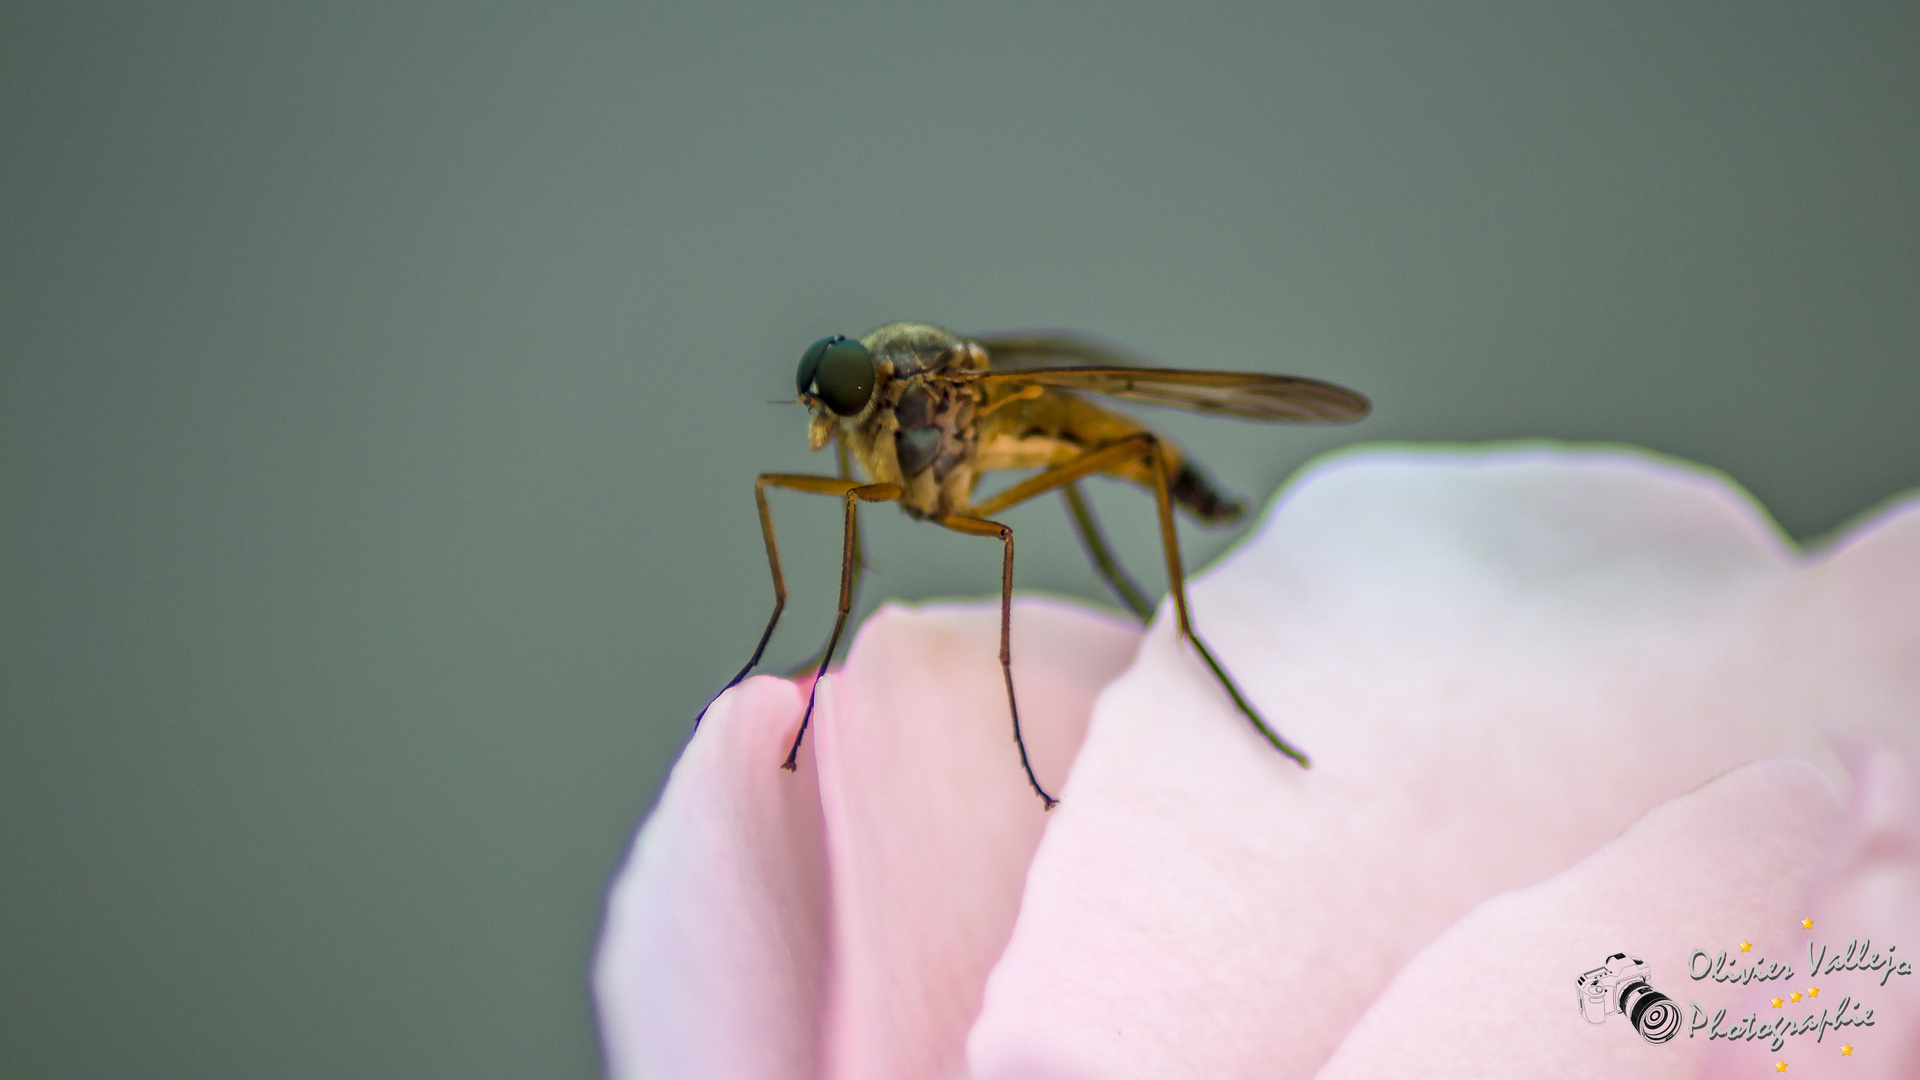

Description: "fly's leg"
968 434 1309 767
938 514 1055 809
696 473 899 740
1061 481 1152 622
839 434 870 582
781 478 900 770
785 436 870 676
693 474 793 730
1139 437 1309 766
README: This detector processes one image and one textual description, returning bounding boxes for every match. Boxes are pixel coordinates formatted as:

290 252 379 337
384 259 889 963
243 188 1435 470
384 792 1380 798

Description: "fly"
703 322 1370 808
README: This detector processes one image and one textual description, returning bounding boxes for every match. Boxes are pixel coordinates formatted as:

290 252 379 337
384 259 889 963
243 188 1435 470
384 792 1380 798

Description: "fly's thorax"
858 322 990 378
839 375 980 519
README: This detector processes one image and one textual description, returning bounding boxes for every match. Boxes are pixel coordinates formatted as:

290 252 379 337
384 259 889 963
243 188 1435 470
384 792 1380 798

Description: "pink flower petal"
1697 741 1920 1080
1776 501 1920 754
595 599 1139 1080
1312 758 1843 1080
594 676 831 1080
813 600 1140 1080
968 447 1919 1079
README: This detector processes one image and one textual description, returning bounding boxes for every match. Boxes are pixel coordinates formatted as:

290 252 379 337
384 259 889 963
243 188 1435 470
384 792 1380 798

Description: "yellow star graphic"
1842 1044 1853 1056
1741 940 1754 952
1776 1062 1788 1072
1807 985 1819 998
1771 996 1784 1008
1790 991 1803 1003
1803 918 1815 929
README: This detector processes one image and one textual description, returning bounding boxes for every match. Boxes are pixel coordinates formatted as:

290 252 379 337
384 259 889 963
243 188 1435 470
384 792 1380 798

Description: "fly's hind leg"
938 514 1056 809
968 435 1310 768
1137 439 1309 766
1061 481 1153 622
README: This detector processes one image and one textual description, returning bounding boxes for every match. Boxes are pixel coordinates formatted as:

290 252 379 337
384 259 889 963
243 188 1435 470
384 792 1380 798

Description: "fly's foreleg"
696 474 898 746
780 479 900 770
693 475 789 730
783 436 869 677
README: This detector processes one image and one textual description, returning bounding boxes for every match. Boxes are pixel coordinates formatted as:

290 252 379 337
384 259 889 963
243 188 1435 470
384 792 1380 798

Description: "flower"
595 444 1920 1080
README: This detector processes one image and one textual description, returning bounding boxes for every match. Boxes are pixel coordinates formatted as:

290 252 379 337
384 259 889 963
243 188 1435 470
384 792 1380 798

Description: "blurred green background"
3 2 1915 1076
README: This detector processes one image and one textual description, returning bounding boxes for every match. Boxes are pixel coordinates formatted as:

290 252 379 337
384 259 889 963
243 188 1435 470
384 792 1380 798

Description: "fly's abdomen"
1168 459 1245 525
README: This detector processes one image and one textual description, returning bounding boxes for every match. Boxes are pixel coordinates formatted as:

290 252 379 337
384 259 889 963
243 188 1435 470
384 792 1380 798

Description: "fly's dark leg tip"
1024 758 1058 808
781 687 821 772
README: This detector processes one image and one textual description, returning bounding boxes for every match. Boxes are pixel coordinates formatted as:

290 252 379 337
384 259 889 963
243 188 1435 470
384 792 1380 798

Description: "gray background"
3 2 1915 1076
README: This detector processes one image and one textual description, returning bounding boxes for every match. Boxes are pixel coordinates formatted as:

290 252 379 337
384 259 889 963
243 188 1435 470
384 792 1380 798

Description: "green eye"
797 336 833 397
798 335 875 416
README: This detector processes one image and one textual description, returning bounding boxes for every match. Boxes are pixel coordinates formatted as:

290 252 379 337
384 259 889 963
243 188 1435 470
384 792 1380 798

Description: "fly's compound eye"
797 336 834 396
797 335 875 416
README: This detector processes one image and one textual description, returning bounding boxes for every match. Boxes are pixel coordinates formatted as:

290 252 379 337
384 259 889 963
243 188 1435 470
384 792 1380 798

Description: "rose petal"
814 600 1140 1080
1697 741 1920 1080
1777 501 1920 756
969 447 1919 1079
594 676 831 1080
597 599 1139 1080
1312 758 1843 1079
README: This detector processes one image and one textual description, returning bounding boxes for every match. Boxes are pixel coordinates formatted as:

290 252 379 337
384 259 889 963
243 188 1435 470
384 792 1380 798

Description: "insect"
706 322 1370 807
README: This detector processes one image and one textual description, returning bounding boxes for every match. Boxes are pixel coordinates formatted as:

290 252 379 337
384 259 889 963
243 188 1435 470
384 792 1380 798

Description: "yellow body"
816 322 1206 521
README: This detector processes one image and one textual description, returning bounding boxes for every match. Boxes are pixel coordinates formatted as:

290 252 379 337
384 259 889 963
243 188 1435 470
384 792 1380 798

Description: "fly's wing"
969 331 1150 370
975 366 1370 423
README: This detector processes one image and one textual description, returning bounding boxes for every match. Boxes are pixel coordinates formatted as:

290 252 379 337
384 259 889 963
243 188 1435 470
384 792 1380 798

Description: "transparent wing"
975 365 1370 423
970 330 1150 370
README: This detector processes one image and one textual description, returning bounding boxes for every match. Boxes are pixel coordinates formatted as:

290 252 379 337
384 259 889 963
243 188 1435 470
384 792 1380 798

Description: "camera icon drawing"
1576 952 1680 1044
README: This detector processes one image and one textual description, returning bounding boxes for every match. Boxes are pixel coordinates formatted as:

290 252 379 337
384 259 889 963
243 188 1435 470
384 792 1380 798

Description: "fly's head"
796 335 877 450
